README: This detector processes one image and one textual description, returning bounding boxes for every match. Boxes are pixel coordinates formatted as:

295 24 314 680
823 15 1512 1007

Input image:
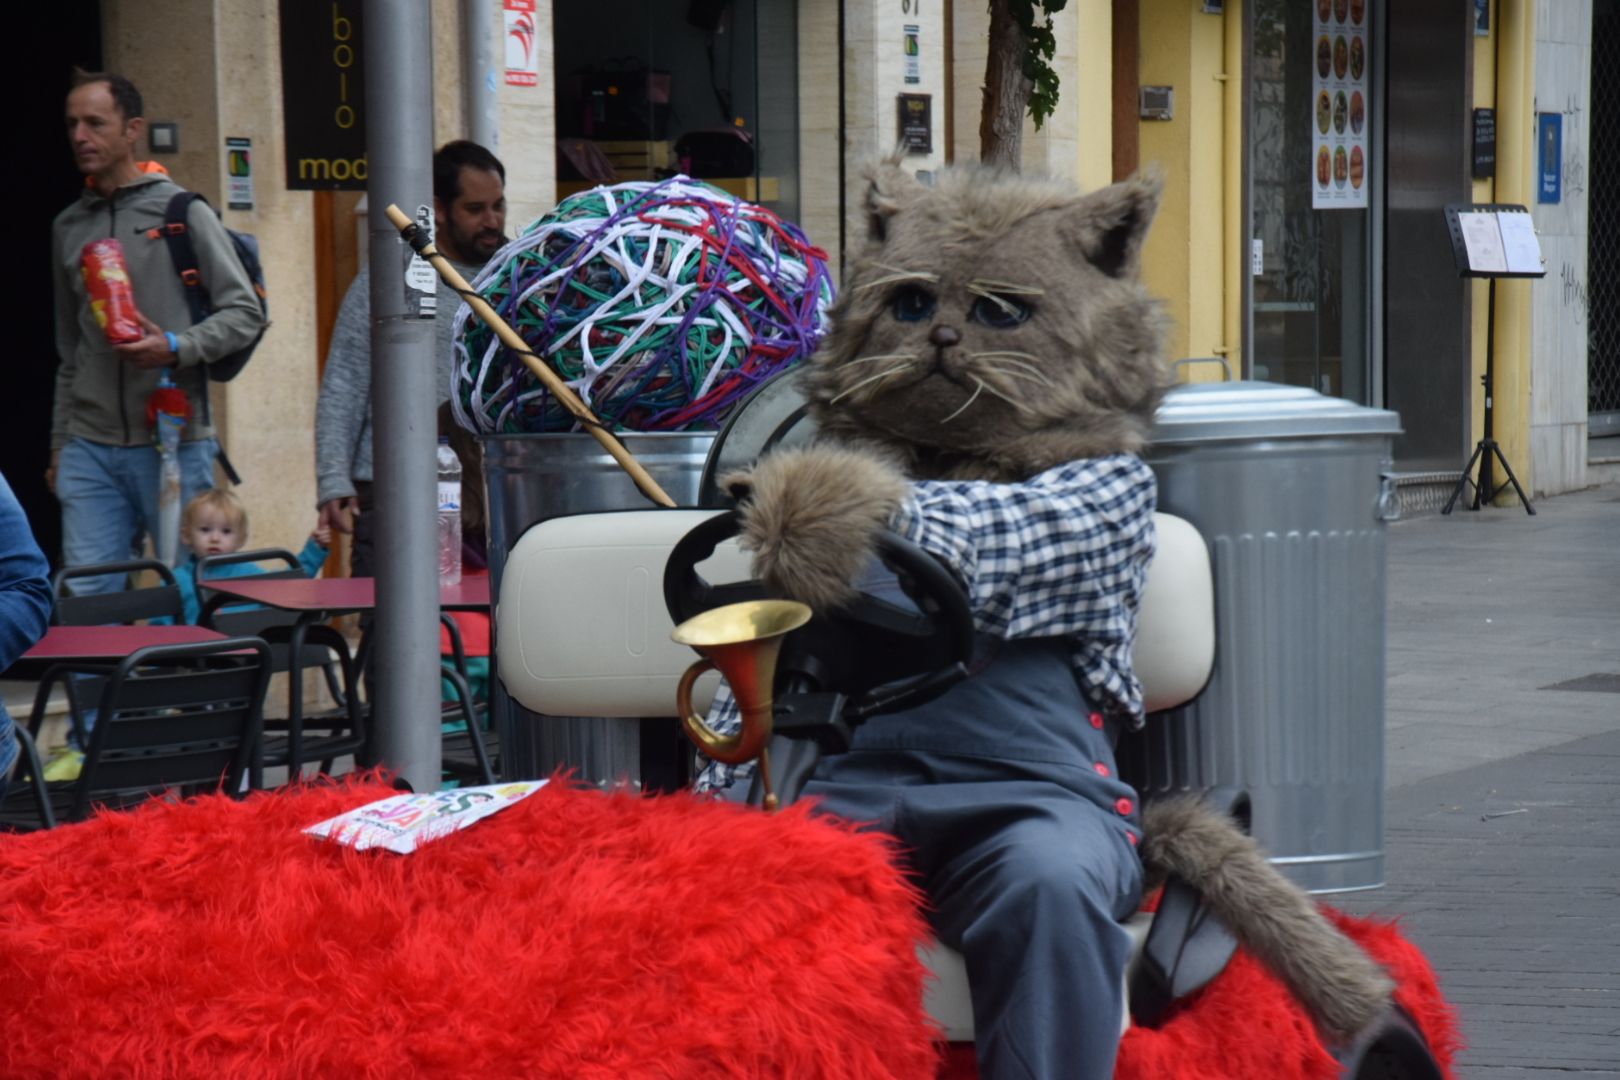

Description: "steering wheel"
663 510 977 720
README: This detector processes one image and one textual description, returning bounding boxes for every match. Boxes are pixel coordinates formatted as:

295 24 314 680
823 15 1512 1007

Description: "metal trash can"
483 432 714 785
1125 381 1402 893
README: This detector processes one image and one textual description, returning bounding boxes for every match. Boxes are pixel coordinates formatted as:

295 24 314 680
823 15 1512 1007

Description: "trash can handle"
1172 356 1233 381
1377 472 1402 522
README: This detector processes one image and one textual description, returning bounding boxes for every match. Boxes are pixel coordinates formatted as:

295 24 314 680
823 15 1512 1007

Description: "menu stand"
1440 203 1545 515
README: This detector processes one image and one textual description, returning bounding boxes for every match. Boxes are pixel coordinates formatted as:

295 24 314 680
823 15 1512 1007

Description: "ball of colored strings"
450 177 835 435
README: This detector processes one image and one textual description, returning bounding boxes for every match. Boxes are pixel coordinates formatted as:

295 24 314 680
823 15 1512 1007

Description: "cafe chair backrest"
197 548 307 640
70 637 272 822
0 637 273 832
51 559 184 626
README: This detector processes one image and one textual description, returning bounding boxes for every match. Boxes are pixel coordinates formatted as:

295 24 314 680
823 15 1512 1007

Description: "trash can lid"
1150 380 1402 444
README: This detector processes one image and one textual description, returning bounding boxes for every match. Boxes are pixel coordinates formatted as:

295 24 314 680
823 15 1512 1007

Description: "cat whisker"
873 263 941 280
968 353 1052 387
964 285 1025 318
977 380 1036 415
969 351 1044 364
844 352 919 367
968 279 1045 296
938 379 985 425
856 270 941 292
829 364 909 405
982 365 1052 389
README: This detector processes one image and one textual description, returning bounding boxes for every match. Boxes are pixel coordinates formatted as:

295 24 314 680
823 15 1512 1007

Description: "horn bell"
671 600 812 765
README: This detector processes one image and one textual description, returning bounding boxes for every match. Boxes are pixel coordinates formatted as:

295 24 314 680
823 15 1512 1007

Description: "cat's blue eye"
969 295 1032 329
891 285 937 322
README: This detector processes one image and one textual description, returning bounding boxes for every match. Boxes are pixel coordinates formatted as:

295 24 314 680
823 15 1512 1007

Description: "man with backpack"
48 69 266 594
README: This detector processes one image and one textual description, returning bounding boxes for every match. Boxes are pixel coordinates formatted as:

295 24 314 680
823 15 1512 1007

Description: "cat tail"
1140 795 1395 1043
723 445 911 614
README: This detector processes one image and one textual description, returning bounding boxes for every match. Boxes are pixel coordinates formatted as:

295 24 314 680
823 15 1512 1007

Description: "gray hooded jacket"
51 172 264 450
314 256 479 507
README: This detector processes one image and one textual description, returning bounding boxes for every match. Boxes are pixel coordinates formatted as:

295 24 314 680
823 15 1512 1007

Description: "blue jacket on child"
163 537 328 625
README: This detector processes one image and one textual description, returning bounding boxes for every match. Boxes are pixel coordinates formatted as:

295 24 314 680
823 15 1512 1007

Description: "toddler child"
167 488 330 624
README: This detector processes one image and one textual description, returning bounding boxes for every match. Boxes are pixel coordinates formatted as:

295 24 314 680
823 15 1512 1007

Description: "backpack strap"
155 192 213 326
152 191 240 484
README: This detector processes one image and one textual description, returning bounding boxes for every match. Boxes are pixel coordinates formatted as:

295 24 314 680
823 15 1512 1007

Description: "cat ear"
863 156 925 243
1066 172 1163 279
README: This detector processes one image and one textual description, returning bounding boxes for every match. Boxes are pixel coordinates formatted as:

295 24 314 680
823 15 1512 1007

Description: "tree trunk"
980 0 1032 169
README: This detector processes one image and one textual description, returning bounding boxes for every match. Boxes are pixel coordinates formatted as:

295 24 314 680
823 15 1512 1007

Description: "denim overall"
805 638 1144 1080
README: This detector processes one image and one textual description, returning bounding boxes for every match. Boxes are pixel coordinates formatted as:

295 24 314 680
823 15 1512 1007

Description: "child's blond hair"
182 488 250 541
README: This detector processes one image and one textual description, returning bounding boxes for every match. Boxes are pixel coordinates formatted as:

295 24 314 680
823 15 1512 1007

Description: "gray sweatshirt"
313 257 480 507
51 172 265 449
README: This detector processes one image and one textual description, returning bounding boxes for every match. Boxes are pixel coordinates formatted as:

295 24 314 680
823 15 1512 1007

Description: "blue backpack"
155 191 268 383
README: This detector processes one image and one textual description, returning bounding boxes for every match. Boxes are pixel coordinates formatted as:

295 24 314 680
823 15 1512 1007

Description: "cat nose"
929 325 961 347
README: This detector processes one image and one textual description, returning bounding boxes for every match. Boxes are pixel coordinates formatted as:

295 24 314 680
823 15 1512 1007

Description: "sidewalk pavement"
1336 481 1620 1077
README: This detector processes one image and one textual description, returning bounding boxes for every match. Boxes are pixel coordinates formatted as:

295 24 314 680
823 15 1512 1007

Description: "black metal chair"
0 637 272 830
196 549 366 788
438 613 497 786
350 614 498 787
4 720 56 829
51 559 184 626
47 559 187 748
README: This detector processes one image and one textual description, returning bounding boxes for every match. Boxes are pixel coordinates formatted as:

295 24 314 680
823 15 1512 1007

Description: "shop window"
552 0 799 222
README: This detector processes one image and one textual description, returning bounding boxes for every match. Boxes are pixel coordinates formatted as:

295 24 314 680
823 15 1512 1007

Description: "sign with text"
897 93 932 155
1443 204 1546 279
226 137 254 210
1471 108 1496 180
1537 113 1562 204
279 0 368 190
504 0 539 87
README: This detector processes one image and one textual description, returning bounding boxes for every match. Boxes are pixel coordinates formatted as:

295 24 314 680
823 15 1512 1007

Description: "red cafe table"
9 624 228 679
196 577 491 783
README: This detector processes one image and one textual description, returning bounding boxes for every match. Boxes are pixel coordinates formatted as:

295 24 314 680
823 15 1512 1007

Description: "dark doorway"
13 3 104 569
1382 0 1471 467
1589 0 1620 439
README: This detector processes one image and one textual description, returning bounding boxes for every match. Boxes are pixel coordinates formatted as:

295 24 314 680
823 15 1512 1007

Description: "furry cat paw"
726 446 909 612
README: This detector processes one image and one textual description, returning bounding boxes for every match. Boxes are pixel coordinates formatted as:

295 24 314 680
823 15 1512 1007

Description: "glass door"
1247 0 1375 403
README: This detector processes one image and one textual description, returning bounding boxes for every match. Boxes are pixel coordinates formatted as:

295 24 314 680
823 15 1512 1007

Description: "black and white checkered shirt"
695 454 1158 791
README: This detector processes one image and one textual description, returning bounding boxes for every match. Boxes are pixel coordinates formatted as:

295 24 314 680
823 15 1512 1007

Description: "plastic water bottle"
436 437 462 586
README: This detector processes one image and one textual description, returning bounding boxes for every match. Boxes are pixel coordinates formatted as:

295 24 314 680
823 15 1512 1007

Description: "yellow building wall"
1483 0 1536 500
1137 1 1231 375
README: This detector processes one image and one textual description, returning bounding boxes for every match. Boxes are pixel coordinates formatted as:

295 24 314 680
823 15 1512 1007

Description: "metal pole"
365 0 441 792
463 0 499 152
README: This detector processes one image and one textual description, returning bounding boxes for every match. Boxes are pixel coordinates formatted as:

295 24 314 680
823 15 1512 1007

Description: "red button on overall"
1127 832 1139 847
1115 797 1134 816
1093 762 1111 778
1089 712 1105 730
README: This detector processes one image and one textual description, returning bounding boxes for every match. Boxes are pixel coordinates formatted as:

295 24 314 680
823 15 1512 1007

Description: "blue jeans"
56 437 219 594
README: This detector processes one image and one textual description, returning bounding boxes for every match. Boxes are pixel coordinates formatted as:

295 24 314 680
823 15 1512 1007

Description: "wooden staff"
384 203 677 509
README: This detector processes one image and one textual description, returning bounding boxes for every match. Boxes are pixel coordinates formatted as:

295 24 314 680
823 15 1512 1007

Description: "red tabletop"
203 575 490 614
19 625 228 663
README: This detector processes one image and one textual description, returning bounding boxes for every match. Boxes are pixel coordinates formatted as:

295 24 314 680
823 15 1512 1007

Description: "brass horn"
671 599 812 810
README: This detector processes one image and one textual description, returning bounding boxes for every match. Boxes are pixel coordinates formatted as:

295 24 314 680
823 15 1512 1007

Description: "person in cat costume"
704 163 1396 1077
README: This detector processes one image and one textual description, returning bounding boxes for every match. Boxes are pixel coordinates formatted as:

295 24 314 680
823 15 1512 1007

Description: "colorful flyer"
1311 0 1369 210
305 780 548 854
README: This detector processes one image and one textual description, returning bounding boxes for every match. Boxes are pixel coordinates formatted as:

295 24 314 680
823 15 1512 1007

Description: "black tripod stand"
1442 277 1535 515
